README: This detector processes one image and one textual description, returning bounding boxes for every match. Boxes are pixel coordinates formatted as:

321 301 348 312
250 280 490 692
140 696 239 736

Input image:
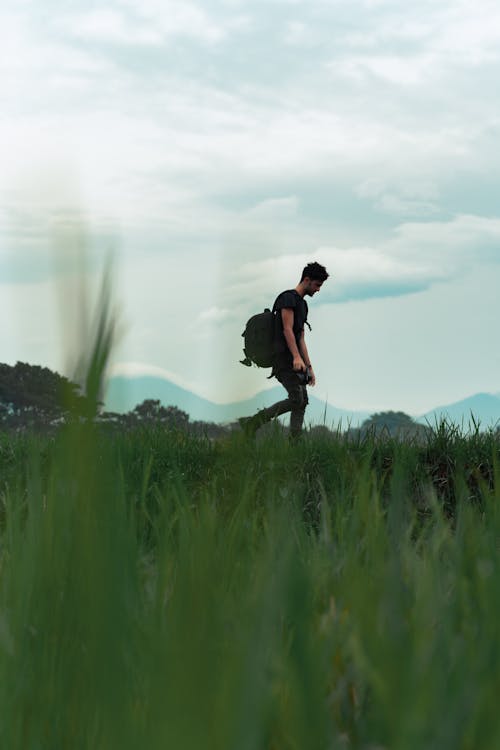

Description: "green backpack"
240 308 276 368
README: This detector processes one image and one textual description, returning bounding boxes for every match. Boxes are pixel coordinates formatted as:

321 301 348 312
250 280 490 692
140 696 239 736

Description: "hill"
105 375 370 427
105 376 500 430
419 392 500 428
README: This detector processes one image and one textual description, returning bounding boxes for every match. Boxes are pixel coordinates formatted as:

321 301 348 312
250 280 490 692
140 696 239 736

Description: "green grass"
0 422 499 748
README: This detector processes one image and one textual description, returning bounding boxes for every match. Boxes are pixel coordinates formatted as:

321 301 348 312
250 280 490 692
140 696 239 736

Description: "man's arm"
281 308 306 372
299 330 315 386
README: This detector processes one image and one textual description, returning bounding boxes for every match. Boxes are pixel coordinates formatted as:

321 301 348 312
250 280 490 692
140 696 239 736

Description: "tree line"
0 362 226 437
0 361 427 438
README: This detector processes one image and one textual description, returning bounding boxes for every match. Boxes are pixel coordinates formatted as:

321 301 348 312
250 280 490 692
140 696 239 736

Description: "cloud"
392 214 500 261
356 179 440 217
316 247 440 303
109 360 201 392
283 21 317 47
222 213 500 309
247 196 299 218
341 1 500 71
2 0 500 297
130 0 251 42
197 306 233 324
3 0 500 256
61 9 163 46
327 213 500 301
58 1 248 46
336 52 438 86
228 247 439 309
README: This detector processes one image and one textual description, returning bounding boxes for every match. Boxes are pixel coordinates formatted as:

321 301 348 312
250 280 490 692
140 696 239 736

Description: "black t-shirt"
272 290 308 371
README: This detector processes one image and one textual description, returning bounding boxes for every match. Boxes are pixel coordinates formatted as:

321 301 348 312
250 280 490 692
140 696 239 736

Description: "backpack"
240 308 276 368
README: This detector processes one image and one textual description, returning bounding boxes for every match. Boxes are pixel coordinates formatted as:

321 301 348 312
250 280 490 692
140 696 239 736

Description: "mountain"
105 375 370 427
419 393 500 428
105 376 500 430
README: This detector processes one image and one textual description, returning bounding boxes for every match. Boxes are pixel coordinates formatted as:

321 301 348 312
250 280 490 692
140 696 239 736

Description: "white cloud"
247 196 299 218
222 213 500 310
3 0 500 247
337 52 437 86
197 306 233 324
331 1 500 95
437 0 500 64
356 179 440 217
58 1 248 46
375 194 439 217
283 21 316 46
108 361 201 392
130 0 249 42
62 9 163 45
393 214 500 259
229 248 437 310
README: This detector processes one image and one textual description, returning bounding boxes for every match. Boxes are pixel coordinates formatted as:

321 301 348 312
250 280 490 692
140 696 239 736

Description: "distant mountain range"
105 375 500 429
105 376 371 427
419 392 500 429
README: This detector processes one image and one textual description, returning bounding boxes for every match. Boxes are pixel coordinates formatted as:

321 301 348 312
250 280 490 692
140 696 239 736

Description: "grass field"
0 420 499 749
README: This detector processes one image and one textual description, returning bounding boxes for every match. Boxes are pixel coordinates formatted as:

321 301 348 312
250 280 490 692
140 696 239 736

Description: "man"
239 261 329 439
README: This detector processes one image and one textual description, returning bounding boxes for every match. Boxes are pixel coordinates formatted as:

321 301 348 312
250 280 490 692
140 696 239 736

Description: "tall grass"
1 421 500 748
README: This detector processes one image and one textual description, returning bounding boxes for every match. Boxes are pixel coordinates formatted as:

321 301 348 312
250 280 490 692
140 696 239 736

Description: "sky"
1 0 500 415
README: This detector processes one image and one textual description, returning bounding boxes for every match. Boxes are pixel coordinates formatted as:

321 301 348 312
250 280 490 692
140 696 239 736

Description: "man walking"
239 261 329 439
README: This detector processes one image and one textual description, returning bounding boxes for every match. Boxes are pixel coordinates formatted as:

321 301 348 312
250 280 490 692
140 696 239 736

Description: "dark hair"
301 262 329 282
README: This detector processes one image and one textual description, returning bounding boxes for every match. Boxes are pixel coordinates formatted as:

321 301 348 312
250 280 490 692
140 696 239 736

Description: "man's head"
300 262 329 296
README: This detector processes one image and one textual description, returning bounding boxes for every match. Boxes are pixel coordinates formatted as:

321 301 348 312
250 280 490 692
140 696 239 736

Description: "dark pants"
257 369 309 437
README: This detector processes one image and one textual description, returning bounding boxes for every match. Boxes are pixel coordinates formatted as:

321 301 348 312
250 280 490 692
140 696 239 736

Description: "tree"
131 399 190 428
358 411 427 439
0 361 89 424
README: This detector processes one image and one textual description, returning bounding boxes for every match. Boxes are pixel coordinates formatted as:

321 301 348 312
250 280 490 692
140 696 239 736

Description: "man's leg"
276 369 308 438
238 395 291 437
238 369 308 438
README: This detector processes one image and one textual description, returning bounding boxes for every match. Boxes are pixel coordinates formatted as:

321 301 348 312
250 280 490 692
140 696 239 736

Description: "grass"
0 421 499 749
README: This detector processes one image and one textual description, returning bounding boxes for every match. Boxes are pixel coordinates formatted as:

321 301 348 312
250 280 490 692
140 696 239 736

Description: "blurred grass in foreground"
1 421 500 749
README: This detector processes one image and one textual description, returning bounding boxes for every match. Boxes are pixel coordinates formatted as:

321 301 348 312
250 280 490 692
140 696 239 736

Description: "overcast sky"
1 0 500 414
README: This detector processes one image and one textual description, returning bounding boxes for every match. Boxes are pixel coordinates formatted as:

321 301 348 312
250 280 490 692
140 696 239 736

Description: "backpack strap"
301 294 311 331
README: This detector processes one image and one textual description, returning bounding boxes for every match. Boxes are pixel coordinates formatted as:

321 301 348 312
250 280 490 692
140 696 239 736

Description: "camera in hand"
296 366 312 385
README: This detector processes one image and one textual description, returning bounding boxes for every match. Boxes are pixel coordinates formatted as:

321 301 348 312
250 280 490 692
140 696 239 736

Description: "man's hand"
308 367 316 387
293 356 307 372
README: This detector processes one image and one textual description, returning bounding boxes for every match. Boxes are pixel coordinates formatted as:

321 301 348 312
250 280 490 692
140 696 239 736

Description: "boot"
238 408 272 438
238 414 260 438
